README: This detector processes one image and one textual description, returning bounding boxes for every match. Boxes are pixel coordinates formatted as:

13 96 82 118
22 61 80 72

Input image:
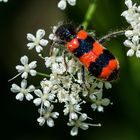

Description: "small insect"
54 23 120 81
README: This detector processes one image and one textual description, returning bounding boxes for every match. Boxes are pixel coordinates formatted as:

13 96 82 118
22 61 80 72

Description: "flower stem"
82 0 97 30
98 29 126 44
37 72 50 78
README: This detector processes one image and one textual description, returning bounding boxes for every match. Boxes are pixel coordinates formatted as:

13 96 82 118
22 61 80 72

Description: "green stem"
37 72 50 78
82 0 97 30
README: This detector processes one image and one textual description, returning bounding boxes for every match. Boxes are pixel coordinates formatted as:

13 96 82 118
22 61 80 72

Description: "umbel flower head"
122 0 140 57
10 44 111 136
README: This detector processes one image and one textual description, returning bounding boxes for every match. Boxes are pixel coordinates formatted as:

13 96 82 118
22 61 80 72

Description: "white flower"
122 0 140 58
58 0 77 10
0 0 8 2
27 29 48 53
90 90 110 112
58 0 67 10
11 79 35 101
16 55 37 79
33 88 55 107
67 113 89 136
124 39 140 57
37 105 59 127
49 26 57 41
63 100 82 120
57 88 69 103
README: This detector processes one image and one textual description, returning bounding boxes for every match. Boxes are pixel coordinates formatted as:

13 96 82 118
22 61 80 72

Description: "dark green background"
0 0 140 139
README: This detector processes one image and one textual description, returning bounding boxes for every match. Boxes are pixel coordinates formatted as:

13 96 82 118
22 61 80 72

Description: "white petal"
136 50 140 57
16 65 24 72
29 70 37 76
39 39 48 46
11 84 20 92
79 113 87 121
58 0 67 10
98 106 104 112
37 117 45 126
35 45 43 53
80 123 89 130
70 127 78 136
49 33 55 40
29 61 37 69
137 6 140 12
27 43 35 50
125 0 132 8
91 104 97 110
20 55 28 65
44 100 50 107
67 0 76 6
70 112 78 120
21 79 27 88
102 98 110 106
33 98 42 106
26 93 33 101
45 57 52 68
124 40 133 48
21 72 28 79
125 30 133 37
127 49 134 56
27 33 35 41
16 93 24 101
132 35 139 44
36 29 45 39
34 89 42 97
51 112 59 119
104 82 112 89
27 85 35 92
47 118 54 127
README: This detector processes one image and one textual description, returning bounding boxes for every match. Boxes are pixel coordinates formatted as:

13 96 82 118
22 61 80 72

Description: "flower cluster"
58 0 77 10
122 0 140 57
10 27 112 136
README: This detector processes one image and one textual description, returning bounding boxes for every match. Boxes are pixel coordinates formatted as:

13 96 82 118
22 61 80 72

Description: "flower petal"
29 61 37 69
26 93 33 101
21 72 28 79
34 89 42 97
27 85 35 92
35 45 43 53
47 118 54 127
33 98 42 106
16 65 24 72
36 29 45 39
27 33 35 41
27 43 35 50
11 84 20 92
37 117 45 126
40 39 48 46
16 93 24 101
29 70 37 76
70 127 78 136
58 0 67 10
80 123 89 130
127 49 134 56
21 79 27 88
20 55 28 65
67 0 76 6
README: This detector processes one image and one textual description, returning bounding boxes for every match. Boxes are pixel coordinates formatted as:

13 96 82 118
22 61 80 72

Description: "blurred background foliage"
0 0 140 140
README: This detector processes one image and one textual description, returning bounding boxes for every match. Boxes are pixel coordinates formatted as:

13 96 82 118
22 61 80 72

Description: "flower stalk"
82 0 97 29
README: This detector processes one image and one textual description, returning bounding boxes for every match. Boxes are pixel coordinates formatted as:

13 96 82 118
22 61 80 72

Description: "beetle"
54 23 119 81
